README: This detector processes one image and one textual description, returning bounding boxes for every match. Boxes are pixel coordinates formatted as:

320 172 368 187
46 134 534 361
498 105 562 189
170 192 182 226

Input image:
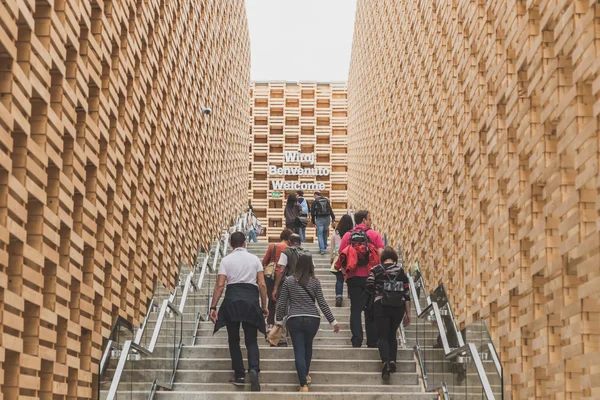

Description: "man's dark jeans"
287 316 320 387
346 276 377 347
226 321 260 378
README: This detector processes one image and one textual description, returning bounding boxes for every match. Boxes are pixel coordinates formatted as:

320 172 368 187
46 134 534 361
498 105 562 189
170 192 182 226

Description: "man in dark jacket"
210 232 268 391
311 191 336 255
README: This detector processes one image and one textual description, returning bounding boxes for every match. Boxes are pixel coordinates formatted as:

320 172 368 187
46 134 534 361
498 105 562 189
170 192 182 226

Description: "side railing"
98 212 249 400
408 265 503 399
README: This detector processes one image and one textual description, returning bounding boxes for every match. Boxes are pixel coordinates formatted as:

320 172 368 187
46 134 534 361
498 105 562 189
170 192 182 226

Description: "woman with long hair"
275 253 340 392
329 214 354 306
284 194 301 234
261 228 292 333
365 246 411 380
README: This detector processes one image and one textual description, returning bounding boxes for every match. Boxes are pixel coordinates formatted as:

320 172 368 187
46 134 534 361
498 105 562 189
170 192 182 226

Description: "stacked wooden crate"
348 1 599 399
0 0 250 398
249 81 348 243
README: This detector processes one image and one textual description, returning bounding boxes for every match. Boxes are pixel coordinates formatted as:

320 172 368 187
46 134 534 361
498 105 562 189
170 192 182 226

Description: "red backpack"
349 228 371 267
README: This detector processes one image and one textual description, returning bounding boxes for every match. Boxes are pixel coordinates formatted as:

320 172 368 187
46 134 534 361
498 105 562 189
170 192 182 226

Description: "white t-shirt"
218 248 263 286
278 252 289 267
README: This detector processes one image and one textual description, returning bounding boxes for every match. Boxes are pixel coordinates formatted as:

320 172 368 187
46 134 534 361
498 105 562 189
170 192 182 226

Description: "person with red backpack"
338 210 384 348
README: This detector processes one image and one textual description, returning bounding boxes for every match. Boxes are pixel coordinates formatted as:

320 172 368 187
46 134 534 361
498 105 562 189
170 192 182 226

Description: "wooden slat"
249 81 349 243
0 0 250 398
347 1 600 399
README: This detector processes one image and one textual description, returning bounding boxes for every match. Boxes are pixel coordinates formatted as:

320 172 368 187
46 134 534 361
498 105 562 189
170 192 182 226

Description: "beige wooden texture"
0 0 250 398
249 81 348 243
348 1 600 399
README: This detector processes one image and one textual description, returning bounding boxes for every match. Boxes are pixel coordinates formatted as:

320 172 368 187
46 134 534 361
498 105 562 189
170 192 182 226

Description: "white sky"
246 0 357 82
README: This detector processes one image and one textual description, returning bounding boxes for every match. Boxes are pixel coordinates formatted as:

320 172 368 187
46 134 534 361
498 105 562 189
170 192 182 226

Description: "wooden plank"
347 1 600 399
0 0 251 397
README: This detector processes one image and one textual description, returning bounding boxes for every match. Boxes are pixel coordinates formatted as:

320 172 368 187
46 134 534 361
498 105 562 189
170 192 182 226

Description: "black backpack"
350 229 371 267
314 197 332 216
285 246 311 277
381 267 406 308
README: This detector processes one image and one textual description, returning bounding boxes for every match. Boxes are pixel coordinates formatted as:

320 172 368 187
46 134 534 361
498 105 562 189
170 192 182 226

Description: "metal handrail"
102 212 247 399
99 316 135 375
408 276 499 399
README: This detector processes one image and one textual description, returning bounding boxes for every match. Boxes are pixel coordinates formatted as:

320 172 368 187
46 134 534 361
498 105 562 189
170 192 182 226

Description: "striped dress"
275 276 337 326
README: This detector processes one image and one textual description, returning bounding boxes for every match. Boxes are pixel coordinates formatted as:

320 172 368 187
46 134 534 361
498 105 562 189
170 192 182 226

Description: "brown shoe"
299 385 309 392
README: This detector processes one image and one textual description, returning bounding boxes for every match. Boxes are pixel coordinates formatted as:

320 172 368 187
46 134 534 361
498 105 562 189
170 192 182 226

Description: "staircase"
142 241 437 399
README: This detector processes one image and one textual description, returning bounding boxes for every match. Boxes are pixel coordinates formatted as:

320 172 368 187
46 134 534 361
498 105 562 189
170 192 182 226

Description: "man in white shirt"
210 232 268 391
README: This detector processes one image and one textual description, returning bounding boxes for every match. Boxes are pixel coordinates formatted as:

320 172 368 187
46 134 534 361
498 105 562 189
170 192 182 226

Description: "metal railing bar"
99 316 135 375
147 380 158 400
221 231 230 257
130 341 152 356
168 286 179 304
148 300 170 353
99 339 113 375
169 342 184 386
398 321 407 348
442 291 465 348
192 310 202 345
134 298 155 344
440 382 450 400
106 340 133 399
432 302 451 355
211 240 221 272
178 273 194 314
469 343 495 400
166 301 182 317
488 342 502 376
197 249 211 288
414 343 428 389
408 277 422 316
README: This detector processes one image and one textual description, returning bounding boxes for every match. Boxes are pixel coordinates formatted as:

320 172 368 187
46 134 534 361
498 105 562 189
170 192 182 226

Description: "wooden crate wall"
249 81 348 243
0 0 250 398
347 1 599 399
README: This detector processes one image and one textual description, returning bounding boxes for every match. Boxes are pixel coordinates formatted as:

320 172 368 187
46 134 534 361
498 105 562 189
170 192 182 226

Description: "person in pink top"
339 210 385 347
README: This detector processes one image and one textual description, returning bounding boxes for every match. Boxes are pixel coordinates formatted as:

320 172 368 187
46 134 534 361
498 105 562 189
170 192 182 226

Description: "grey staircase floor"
105 242 438 399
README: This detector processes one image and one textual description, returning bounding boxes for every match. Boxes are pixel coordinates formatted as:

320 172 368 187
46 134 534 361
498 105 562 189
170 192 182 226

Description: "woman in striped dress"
275 253 340 392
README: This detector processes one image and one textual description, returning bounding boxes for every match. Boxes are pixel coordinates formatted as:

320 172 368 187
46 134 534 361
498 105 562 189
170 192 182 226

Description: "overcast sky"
246 0 357 82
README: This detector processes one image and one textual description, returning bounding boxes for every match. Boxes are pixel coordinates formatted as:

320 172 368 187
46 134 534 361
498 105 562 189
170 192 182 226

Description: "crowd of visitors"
209 196 412 391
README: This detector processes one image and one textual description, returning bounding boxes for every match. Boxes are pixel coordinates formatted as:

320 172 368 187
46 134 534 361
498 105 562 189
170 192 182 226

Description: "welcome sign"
269 151 329 191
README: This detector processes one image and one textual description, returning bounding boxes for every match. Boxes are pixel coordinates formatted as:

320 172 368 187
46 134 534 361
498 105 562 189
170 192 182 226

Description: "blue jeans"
287 316 320 387
298 226 306 242
247 228 258 243
315 217 330 253
335 272 344 298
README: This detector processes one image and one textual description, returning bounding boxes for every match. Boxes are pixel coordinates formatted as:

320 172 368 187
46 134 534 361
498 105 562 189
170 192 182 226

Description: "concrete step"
178 345 415 360
173 370 419 385
101 382 427 394
136 358 418 372
170 382 427 393
153 392 438 400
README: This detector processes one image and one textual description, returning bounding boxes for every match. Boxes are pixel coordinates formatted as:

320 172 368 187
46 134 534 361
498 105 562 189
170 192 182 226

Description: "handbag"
267 323 284 345
264 244 277 279
295 216 308 228
329 248 339 274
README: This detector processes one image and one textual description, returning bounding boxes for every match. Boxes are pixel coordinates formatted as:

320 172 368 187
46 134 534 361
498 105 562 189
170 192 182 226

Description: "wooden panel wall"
249 81 348 243
0 0 250 398
347 1 599 399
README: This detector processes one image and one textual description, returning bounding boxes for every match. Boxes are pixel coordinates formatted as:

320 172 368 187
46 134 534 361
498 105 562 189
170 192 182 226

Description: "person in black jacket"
365 246 411 380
